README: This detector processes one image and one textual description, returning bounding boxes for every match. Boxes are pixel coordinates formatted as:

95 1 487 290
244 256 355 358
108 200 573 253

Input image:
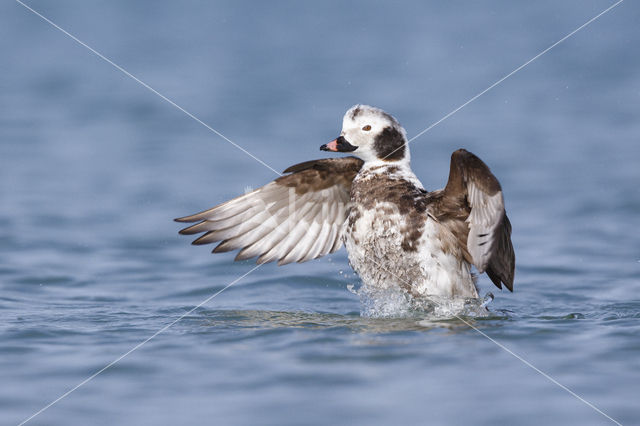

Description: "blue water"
2 1 639 425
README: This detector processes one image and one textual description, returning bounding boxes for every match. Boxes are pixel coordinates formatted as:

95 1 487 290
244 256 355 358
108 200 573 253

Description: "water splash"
353 283 493 319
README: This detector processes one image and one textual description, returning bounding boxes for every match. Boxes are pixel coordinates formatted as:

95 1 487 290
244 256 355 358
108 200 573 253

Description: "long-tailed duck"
176 105 515 299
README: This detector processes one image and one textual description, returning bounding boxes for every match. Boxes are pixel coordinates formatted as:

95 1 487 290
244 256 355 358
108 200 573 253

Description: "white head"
321 105 410 164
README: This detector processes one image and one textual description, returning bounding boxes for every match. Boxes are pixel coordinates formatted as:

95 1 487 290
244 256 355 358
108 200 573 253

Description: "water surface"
1 1 639 425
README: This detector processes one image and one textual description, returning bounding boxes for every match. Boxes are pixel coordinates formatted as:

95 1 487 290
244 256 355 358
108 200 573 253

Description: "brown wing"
439 149 515 291
175 157 363 265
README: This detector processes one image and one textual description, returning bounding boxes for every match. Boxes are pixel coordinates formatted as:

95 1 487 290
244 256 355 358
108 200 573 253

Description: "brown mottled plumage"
176 105 515 298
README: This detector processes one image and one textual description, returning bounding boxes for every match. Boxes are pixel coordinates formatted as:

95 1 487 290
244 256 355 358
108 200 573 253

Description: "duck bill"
320 136 358 152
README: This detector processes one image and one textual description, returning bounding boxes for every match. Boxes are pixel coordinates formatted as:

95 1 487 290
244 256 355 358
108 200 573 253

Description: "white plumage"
176 105 515 298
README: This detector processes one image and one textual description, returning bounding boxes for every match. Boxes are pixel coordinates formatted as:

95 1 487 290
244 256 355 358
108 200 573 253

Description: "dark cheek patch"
373 127 406 161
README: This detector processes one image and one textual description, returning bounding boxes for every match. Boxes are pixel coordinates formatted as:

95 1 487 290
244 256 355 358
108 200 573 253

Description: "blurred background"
1 1 638 425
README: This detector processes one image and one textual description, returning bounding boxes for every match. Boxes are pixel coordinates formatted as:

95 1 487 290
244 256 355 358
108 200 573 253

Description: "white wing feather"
177 171 354 265
465 182 505 273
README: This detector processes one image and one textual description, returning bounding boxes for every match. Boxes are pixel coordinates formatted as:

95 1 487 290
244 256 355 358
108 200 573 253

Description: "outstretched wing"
175 157 363 265
441 149 515 291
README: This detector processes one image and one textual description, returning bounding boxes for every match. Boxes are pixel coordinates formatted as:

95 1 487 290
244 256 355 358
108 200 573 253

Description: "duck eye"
362 125 371 131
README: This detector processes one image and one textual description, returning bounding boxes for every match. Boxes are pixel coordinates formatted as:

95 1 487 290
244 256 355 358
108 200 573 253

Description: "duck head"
321 105 409 164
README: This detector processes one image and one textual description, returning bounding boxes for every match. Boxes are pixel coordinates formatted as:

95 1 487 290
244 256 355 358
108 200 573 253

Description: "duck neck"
362 156 412 173
359 156 424 190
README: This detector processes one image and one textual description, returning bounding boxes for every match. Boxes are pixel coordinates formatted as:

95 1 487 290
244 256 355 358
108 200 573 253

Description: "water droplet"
480 292 494 308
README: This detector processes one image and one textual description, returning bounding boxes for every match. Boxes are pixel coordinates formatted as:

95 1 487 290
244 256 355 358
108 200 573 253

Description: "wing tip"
503 277 514 292
211 240 233 252
486 265 514 293
502 276 514 292
178 222 203 235
256 255 271 265
234 249 258 262
452 148 469 157
192 235 211 246
175 211 211 223
504 270 515 292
